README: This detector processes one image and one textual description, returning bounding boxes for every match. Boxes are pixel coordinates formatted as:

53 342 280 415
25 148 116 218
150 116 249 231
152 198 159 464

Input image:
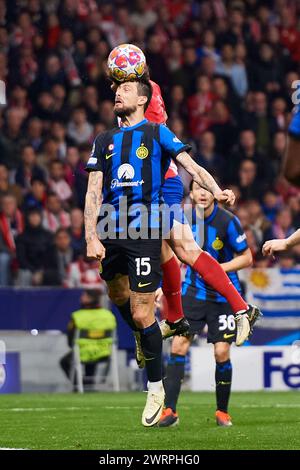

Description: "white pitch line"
239 404 300 408
0 407 92 412
1 404 300 413
0 448 28 450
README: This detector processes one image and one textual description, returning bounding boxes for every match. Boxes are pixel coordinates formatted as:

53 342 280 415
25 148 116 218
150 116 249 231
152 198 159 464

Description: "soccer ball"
107 44 146 83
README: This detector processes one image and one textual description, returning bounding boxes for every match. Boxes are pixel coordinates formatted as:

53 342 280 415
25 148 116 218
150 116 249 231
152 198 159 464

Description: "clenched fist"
215 189 236 206
86 238 106 261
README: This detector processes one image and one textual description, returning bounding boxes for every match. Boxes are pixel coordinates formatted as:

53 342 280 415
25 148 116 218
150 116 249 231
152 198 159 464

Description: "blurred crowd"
0 0 300 287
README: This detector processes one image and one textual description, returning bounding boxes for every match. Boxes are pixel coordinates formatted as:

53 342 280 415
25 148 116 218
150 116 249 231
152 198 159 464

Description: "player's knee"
171 336 190 356
175 248 200 266
131 309 149 326
214 344 230 363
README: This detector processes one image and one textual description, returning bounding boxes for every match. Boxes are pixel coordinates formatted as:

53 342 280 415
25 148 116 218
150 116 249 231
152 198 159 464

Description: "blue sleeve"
227 217 248 253
288 105 300 139
159 125 191 159
85 133 105 172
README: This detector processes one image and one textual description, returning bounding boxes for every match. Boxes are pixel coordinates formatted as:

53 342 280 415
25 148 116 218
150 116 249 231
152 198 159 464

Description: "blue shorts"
162 175 184 205
162 175 187 235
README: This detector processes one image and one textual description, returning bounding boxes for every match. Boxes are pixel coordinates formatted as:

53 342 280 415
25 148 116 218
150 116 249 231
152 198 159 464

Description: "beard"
114 103 137 118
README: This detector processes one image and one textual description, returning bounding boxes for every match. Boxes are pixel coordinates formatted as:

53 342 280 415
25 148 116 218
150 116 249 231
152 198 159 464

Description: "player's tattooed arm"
176 152 235 206
84 171 106 261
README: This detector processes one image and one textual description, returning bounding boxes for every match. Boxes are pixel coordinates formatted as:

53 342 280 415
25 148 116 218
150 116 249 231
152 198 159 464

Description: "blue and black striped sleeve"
227 216 248 253
85 133 105 172
158 124 191 159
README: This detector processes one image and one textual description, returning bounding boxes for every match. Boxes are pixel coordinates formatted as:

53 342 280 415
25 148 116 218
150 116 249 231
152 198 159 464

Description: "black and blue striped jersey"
182 204 248 303
85 119 190 235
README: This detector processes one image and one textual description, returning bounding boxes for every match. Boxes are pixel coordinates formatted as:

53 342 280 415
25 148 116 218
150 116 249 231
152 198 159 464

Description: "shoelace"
145 392 163 411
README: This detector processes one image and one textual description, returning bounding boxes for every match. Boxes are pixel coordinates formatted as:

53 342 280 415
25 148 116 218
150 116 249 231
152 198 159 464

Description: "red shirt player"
145 80 186 328
145 80 179 180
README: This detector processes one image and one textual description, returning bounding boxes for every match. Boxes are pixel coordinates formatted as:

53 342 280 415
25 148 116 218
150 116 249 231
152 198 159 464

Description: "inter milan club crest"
212 237 224 250
136 144 149 159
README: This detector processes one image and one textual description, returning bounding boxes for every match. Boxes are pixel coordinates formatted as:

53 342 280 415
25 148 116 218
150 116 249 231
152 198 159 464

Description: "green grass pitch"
0 392 299 450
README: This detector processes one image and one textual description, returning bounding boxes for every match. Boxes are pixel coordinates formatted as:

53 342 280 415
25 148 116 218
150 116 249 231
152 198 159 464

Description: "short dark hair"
137 80 152 111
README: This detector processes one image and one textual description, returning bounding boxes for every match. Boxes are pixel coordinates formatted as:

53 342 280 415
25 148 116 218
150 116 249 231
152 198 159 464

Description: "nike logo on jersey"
223 333 235 339
105 152 116 159
145 405 163 425
138 282 152 288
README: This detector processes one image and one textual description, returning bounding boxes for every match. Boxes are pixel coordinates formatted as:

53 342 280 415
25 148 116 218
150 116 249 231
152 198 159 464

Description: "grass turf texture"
0 392 299 450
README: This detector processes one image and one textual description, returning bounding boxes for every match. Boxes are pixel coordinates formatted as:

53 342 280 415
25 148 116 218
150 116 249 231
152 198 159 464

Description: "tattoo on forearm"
131 292 154 306
84 172 103 242
176 152 220 195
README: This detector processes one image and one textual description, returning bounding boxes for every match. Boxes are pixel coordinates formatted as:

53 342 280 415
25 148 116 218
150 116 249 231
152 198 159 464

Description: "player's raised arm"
262 228 300 257
84 171 105 261
176 151 235 206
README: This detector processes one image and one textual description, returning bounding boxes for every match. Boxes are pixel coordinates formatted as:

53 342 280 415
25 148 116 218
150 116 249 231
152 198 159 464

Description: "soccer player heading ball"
84 44 261 427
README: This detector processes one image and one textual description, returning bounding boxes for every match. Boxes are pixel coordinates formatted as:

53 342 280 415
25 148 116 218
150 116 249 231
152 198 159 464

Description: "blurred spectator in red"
42 192 71 233
48 160 72 206
188 75 215 137
0 193 24 285
10 10 36 49
46 13 61 50
64 256 105 289
18 46 38 88
279 7 300 64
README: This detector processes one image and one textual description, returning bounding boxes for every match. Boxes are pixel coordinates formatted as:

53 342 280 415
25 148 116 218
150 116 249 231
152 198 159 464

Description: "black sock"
164 353 185 412
215 360 232 412
139 321 162 383
117 300 138 331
